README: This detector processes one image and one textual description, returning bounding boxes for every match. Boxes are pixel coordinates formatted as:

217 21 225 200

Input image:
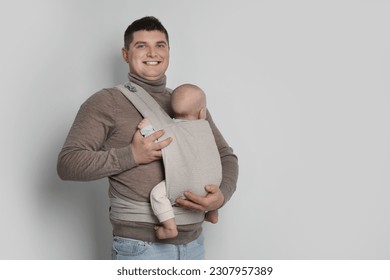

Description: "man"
57 16 238 260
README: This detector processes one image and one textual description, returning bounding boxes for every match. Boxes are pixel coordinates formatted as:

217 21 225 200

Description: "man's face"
122 30 169 81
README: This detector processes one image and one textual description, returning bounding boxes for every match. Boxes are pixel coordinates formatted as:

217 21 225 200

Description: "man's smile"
144 61 160 65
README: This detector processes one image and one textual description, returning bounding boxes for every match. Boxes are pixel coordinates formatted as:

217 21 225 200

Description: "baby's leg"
204 210 219 224
150 181 178 239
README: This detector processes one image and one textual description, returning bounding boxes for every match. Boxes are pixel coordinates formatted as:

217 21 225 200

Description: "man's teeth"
145 61 159 65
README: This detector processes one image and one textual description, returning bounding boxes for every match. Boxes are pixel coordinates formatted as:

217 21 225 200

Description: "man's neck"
128 73 166 94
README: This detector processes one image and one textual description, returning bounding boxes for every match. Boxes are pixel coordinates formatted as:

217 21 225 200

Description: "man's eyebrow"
133 40 167 46
133 41 146 46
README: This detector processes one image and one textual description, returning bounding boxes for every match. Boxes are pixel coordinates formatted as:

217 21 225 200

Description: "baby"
139 84 219 239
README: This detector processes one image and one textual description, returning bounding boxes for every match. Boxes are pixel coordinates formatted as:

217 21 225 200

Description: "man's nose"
147 47 157 57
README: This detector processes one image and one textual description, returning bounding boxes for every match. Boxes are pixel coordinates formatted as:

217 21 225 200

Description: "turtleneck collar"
128 73 167 94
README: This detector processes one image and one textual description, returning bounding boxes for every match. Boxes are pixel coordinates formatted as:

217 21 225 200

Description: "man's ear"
121 48 129 63
199 108 207 120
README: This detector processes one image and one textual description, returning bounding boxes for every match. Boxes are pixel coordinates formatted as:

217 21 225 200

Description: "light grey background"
1 0 389 259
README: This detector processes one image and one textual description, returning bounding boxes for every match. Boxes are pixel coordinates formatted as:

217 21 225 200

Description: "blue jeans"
111 234 205 260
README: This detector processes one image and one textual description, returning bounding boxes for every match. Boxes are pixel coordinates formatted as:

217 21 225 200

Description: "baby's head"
171 84 207 120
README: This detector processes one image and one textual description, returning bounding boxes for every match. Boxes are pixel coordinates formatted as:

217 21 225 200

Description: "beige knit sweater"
57 74 239 244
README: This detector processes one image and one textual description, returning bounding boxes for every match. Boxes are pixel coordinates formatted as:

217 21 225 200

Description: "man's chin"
143 72 165 81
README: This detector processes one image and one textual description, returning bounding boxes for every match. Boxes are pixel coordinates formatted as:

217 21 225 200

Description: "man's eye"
157 44 166 48
136 44 145 48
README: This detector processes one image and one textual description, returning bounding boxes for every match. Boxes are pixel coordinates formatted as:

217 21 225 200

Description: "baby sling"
110 82 222 225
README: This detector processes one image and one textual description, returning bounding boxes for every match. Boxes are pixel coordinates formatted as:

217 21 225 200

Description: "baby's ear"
199 108 207 120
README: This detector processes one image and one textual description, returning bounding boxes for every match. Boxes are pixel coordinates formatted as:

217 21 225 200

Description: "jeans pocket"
112 236 151 257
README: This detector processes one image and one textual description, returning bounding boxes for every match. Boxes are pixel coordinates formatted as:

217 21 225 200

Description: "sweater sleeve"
206 111 239 206
57 90 138 181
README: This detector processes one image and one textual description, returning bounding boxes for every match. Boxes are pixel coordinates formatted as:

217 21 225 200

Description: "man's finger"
132 128 143 141
176 197 205 211
155 137 173 150
205 184 218 193
147 129 165 142
182 191 207 206
152 150 162 159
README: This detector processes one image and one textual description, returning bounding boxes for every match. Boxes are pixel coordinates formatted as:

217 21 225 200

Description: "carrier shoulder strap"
115 82 173 130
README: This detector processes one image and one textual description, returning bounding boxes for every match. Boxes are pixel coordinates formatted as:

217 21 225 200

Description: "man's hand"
175 185 225 212
131 129 172 164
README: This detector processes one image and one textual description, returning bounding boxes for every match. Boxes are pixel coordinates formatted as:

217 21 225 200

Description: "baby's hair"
171 84 206 120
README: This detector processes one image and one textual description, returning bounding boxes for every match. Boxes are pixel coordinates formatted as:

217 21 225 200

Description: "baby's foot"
155 226 178 239
205 210 219 224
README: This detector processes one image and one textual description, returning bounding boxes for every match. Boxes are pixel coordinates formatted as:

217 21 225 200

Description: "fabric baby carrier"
110 82 222 225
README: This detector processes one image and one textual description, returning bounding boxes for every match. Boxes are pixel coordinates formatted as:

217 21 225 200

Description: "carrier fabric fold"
112 83 222 225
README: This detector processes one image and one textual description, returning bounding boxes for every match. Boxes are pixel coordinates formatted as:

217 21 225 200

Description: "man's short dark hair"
124 16 169 50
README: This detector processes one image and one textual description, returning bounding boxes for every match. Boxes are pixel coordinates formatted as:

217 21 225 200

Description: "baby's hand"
138 118 151 129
